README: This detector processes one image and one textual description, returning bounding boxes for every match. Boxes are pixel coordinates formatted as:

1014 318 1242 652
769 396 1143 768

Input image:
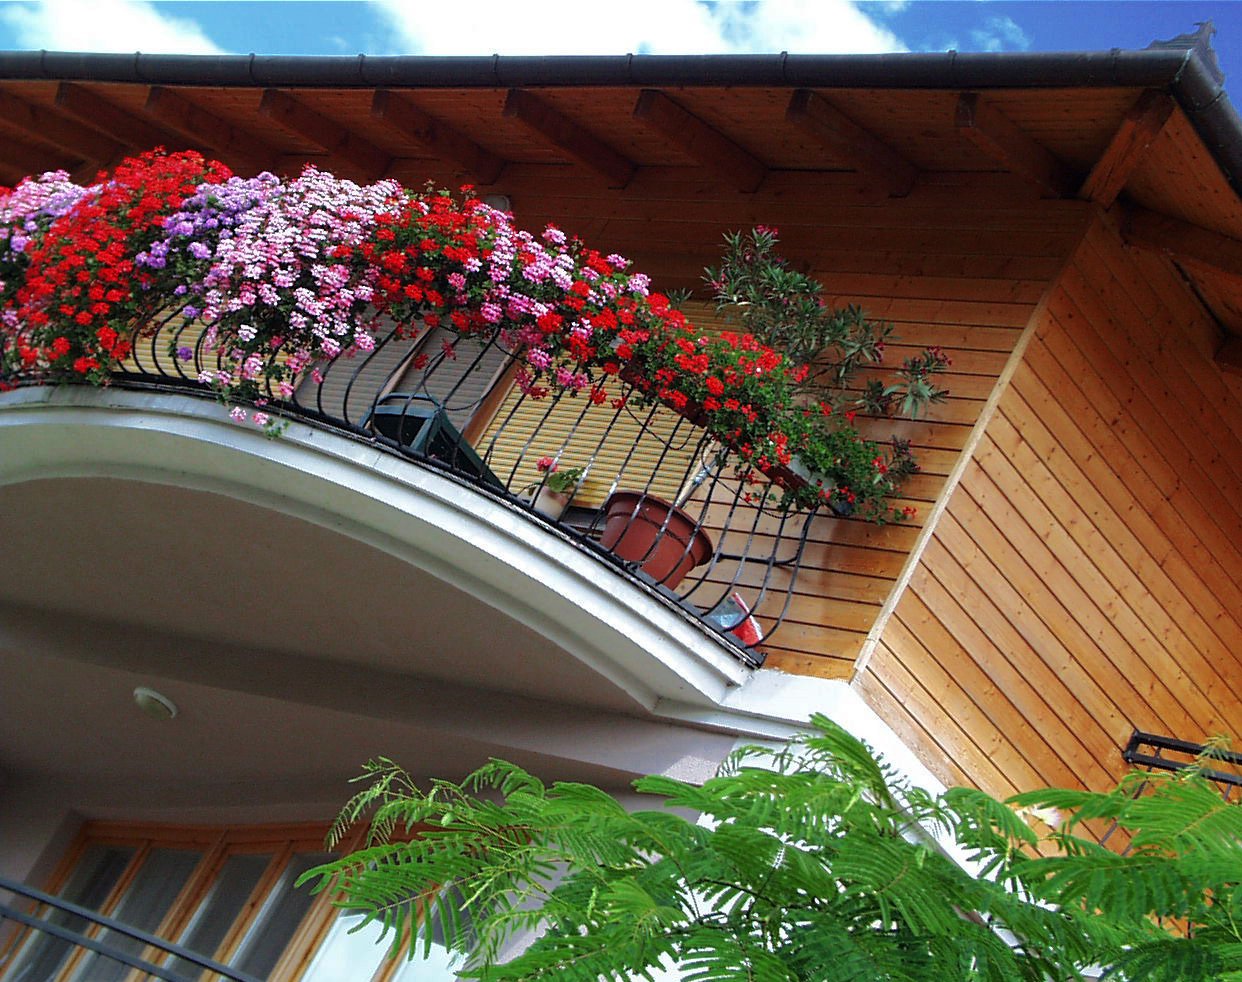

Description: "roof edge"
1 45 1240 195
1169 47 1242 190
0 47 1194 89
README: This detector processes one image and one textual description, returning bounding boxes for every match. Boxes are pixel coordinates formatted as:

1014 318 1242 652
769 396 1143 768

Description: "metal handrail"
0 874 262 982
3 315 828 666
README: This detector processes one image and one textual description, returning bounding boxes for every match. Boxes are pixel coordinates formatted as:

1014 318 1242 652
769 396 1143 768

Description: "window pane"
166 852 272 979
231 852 330 979
4 844 134 982
300 910 461 982
387 939 460 982
298 910 388 981
70 847 202 982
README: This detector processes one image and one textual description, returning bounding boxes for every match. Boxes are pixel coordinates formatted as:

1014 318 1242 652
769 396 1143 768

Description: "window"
5 822 458 981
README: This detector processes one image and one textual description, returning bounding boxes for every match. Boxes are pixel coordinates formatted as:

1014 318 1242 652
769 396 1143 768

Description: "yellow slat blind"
478 302 734 508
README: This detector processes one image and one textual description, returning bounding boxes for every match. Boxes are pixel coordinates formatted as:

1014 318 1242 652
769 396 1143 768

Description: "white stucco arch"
0 384 751 712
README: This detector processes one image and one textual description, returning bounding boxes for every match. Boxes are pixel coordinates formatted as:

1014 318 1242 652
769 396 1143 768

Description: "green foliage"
302 718 1241 982
1012 755 1242 981
703 226 950 419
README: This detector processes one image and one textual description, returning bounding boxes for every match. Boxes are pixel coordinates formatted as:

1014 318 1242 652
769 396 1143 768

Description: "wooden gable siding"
767 220 1083 677
622 205 1082 677
854 211 1242 798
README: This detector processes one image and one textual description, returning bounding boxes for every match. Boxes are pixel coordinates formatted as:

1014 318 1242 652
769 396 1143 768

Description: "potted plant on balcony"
522 456 586 520
2 159 943 529
600 228 949 521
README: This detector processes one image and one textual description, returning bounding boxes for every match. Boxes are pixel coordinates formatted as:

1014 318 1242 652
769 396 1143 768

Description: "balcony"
0 306 821 673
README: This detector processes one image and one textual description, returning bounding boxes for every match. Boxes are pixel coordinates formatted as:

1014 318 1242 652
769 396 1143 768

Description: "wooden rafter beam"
633 89 766 193
145 87 280 174
1122 205 1242 278
785 89 916 197
258 89 391 180
371 90 505 185
55 82 186 153
0 162 28 186
954 92 1075 198
0 88 124 165
1078 89 1175 206
503 89 634 188
0 132 79 178
1218 337 1242 377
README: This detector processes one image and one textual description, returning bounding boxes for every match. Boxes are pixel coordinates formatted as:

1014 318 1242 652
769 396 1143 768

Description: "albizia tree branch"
300 716 1242 982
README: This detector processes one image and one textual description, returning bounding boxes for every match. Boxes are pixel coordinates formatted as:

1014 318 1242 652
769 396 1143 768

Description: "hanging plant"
0 157 945 521
3 150 230 383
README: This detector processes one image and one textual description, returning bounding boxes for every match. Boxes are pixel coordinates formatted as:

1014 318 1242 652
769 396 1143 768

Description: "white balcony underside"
0 385 764 860
0 385 946 881
0 386 751 706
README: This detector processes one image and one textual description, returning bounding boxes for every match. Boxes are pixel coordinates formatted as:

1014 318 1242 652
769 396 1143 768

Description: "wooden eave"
2 64 1242 370
0 80 1154 186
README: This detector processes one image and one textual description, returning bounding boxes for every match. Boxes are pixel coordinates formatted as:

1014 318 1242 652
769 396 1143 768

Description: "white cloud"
968 15 1030 53
0 0 224 54
374 0 907 56
870 0 910 16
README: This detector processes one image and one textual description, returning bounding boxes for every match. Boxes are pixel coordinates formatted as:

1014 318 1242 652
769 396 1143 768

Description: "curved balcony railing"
0 875 260 982
3 314 826 667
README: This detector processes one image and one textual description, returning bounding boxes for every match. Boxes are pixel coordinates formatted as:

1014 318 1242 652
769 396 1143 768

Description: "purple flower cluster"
138 172 281 275
140 167 402 406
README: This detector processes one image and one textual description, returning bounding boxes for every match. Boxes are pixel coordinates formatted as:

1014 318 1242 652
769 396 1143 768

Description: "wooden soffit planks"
1078 89 1175 207
371 90 506 185
0 87 124 166
1218 336 1242 377
0 130 79 177
503 88 635 188
1122 205 1242 279
1122 205 1242 374
145 87 281 174
55 82 188 153
633 89 766 193
955 92 1076 198
258 88 392 180
785 89 917 196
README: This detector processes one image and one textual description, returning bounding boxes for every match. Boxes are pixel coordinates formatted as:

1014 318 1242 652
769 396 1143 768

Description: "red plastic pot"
599 491 714 589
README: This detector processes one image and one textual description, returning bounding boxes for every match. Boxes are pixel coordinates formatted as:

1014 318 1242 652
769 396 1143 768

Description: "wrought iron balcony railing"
1122 732 1242 791
4 314 826 666
0 874 261 982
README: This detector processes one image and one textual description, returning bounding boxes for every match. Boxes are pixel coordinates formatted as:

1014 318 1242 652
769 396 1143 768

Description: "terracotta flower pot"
599 491 714 588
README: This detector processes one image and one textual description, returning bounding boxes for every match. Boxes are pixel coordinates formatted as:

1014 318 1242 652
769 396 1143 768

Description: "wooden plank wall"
854 211 1242 797
509 176 1087 678
714 216 1084 676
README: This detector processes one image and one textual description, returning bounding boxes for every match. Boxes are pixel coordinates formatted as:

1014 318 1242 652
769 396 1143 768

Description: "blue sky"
2 2 1242 95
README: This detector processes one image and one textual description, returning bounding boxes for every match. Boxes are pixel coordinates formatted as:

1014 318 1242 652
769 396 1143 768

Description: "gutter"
0 47 1198 90
0 44 1239 192
1167 47 1242 189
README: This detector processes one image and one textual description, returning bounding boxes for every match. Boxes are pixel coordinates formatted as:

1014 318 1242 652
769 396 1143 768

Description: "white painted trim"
655 668 947 796
0 386 749 709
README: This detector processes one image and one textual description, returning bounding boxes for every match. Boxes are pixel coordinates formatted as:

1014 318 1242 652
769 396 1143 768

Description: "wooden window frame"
14 820 378 982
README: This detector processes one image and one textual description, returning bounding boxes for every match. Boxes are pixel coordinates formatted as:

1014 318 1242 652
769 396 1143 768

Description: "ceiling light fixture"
133 686 178 721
